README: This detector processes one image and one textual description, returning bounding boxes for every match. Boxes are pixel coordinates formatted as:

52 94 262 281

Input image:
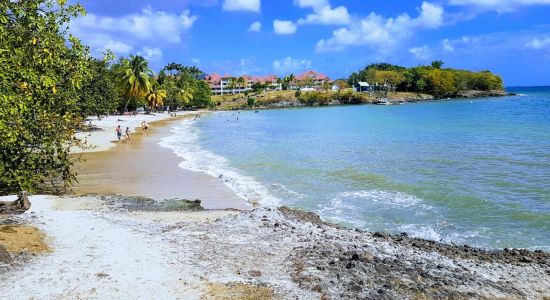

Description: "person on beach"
125 127 131 143
115 125 122 142
141 121 149 135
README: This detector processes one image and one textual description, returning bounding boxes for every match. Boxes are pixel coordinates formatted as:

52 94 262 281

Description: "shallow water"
160 87 550 249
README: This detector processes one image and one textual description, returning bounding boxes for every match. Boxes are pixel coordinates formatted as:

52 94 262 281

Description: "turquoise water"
162 87 550 249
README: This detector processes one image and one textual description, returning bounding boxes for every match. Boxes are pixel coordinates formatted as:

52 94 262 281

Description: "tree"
422 69 456 97
188 80 212 108
0 0 91 193
118 55 152 112
431 60 444 69
78 55 118 119
146 85 167 110
374 70 405 93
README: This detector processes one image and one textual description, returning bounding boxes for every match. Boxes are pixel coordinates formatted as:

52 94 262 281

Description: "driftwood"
0 191 31 214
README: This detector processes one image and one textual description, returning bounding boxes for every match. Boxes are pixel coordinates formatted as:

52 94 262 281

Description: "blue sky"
69 0 550 86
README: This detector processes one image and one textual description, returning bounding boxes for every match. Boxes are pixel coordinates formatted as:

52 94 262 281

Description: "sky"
68 0 550 86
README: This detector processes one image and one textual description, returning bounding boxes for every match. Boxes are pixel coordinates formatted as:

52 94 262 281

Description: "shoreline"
1 101 549 298
213 89 514 111
73 111 250 210
1 194 548 299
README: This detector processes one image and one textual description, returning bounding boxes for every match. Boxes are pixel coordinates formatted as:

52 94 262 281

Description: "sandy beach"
1 113 549 299
73 113 250 210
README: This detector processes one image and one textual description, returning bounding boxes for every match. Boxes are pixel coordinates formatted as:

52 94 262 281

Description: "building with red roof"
292 70 331 90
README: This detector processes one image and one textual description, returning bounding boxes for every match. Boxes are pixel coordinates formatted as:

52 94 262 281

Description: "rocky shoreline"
221 89 515 110
2 194 547 299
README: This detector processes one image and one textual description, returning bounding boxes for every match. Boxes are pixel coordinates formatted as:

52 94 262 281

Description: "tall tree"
145 85 167 110
118 55 152 112
0 0 91 193
78 55 118 119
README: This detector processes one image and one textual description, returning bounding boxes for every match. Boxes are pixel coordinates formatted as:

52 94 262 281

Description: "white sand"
74 112 200 153
0 195 199 299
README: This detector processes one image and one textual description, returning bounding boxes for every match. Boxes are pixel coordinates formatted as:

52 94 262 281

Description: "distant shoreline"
214 89 515 111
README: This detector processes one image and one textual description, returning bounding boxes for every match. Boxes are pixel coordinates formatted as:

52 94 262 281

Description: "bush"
247 97 256 107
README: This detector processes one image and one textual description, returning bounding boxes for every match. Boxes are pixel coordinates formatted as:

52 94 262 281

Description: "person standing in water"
115 125 122 142
125 127 131 143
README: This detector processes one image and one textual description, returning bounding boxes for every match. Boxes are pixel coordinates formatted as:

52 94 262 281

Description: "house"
354 82 372 92
205 73 281 95
291 70 331 90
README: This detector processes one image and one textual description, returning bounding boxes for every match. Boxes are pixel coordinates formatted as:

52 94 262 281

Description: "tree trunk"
0 191 31 214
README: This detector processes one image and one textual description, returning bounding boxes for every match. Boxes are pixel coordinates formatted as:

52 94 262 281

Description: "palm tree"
228 77 238 94
285 74 296 90
179 84 194 107
119 55 152 112
146 86 167 110
237 76 246 92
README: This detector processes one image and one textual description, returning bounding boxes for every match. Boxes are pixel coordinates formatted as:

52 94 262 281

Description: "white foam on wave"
158 118 281 206
318 189 481 244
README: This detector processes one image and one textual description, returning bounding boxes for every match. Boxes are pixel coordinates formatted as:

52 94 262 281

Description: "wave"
318 190 481 244
158 118 281 206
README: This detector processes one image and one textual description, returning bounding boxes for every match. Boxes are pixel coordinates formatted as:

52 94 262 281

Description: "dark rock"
248 270 262 277
0 245 12 264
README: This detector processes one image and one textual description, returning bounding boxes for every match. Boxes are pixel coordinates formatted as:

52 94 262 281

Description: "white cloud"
71 8 197 55
295 0 351 25
102 41 133 54
273 20 297 35
525 37 550 49
441 36 477 52
273 57 312 74
138 47 163 61
442 39 454 51
248 21 262 32
315 2 444 52
409 45 433 60
294 0 329 10
448 0 550 12
222 0 260 12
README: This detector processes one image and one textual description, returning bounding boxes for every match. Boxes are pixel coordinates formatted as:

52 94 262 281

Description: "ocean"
159 87 550 249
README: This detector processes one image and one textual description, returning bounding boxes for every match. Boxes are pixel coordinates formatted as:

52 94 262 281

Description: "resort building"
205 73 281 95
291 70 331 90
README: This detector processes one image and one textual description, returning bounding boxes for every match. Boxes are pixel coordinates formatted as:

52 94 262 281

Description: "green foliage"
297 91 332 106
348 61 504 97
0 0 91 192
422 69 456 97
116 55 152 112
189 80 212 108
247 97 256 107
431 60 444 69
78 57 118 119
158 63 211 109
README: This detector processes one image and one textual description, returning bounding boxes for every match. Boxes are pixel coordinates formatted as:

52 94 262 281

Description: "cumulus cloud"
138 47 163 61
448 0 550 12
248 21 262 32
315 2 444 52
273 20 297 35
441 36 476 52
102 41 134 54
409 45 433 60
273 57 312 74
295 0 351 25
525 37 550 49
222 0 260 12
71 7 197 55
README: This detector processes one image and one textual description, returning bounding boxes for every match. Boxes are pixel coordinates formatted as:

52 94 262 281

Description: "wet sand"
73 114 250 210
